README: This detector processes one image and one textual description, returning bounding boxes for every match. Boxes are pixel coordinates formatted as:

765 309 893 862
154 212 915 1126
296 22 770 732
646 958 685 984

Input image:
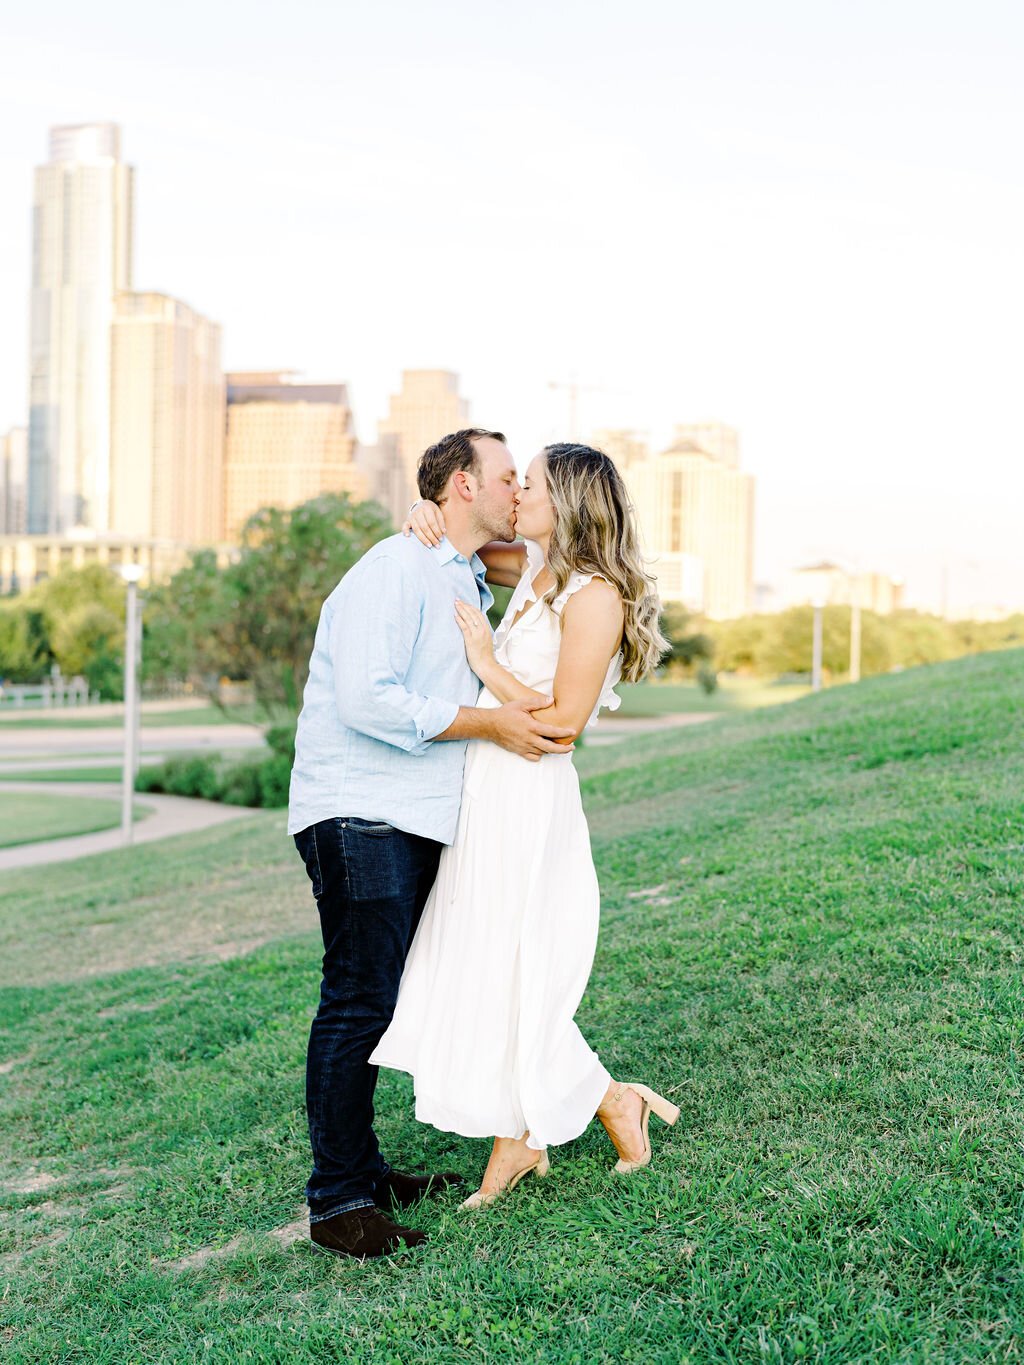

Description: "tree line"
1 492 1019 704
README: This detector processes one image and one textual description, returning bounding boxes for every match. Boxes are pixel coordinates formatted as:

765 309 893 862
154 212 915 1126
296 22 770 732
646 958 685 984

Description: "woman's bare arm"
458 580 624 742
476 541 528 588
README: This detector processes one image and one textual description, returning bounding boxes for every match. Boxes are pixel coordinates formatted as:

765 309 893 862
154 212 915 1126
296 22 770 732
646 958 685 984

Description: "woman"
370 442 678 1207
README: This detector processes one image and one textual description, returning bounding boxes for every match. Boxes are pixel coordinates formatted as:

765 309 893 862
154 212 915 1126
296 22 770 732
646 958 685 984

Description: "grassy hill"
1 650 1022 1363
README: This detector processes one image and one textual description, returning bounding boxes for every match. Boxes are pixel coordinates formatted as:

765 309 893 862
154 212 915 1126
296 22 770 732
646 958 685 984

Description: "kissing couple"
288 428 679 1259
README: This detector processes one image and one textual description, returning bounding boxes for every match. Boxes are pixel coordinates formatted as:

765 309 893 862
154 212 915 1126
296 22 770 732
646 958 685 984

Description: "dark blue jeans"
294 816 442 1222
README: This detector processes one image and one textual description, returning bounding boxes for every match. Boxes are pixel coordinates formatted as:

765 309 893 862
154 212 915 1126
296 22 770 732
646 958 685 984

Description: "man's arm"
433 700 576 760
331 557 574 760
331 558 458 755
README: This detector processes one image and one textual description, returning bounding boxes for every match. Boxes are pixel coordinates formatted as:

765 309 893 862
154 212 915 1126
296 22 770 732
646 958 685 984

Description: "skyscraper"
0 427 28 535
223 374 366 541
377 370 470 509
110 293 225 543
624 423 755 618
27 124 134 534
590 428 650 471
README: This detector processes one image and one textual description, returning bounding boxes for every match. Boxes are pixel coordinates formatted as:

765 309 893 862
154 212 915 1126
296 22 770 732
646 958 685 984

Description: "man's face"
468 437 520 543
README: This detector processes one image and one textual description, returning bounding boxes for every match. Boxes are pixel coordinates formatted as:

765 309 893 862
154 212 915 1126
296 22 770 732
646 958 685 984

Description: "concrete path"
0 780 255 872
0 723 265 761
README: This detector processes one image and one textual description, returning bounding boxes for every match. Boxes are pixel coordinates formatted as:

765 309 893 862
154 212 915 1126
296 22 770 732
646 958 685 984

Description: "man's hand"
487 699 576 760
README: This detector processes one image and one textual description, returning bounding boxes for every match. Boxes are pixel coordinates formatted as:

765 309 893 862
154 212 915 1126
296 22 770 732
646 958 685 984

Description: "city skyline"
1 3 1022 616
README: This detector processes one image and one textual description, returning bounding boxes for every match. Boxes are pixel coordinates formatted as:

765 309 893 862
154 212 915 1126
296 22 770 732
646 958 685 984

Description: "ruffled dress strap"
550 571 623 718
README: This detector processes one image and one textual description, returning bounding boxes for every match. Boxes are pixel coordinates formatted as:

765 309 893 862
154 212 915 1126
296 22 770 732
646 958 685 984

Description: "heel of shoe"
628 1084 680 1126
535 1150 551 1179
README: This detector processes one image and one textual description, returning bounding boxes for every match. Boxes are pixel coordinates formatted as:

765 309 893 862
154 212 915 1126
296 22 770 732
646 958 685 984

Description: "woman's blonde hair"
541 443 668 683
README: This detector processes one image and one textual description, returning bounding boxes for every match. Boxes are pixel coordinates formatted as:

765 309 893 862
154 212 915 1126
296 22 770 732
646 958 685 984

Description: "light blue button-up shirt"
287 532 495 844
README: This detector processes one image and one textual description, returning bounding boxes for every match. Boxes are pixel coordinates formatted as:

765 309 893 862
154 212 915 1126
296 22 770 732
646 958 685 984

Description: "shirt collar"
435 535 486 580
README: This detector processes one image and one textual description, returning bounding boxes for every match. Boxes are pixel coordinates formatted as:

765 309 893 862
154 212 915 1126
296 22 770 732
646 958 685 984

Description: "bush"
216 760 264 808
265 721 297 763
134 751 290 807
256 753 293 807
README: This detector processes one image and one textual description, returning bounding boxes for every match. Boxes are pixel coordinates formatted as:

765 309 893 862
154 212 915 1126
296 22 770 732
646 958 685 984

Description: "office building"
356 435 407 528
624 422 754 618
110 293 225 543
27 123 134 534
1 427 28 535
377 370 470 508
591 429 650 471
784 563 904 615
223 373 366 540
672 421 739 469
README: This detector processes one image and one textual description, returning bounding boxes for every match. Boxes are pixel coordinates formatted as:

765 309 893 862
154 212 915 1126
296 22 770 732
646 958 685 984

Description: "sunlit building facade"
783 562 904 615
377 370 470 510
27 123 134 534
223 374 366 541
110 293 225 543
591 428 650 472
625 423 754 618
1 427 28 535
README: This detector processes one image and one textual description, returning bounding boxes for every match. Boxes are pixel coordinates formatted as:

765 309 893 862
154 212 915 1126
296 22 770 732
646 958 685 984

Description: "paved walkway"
0 781 255 872
0 723 265 761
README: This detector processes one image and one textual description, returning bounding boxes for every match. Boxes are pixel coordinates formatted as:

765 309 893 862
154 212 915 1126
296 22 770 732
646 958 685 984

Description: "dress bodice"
485 539 622 729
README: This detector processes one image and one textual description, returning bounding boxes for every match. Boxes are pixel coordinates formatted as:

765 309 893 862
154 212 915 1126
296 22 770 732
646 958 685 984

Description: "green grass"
615 677 810 717
0 792 145 848
0 650 1022 1361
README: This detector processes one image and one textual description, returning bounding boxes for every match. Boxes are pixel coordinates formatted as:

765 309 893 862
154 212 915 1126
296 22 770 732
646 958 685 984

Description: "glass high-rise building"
27 123 134 534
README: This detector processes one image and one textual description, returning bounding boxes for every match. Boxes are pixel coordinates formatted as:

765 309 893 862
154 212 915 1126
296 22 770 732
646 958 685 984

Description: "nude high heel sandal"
609 1084 680 1175
459 1150 551 1210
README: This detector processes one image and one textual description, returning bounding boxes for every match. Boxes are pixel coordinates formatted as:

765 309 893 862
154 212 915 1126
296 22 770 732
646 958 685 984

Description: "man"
288 428 574 1259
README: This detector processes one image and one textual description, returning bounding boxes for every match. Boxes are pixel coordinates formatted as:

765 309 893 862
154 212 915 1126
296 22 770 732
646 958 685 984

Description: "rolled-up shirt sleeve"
331 557 460 754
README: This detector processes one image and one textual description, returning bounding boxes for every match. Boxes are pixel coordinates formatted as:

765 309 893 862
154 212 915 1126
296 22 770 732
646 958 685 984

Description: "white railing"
0 675 94 708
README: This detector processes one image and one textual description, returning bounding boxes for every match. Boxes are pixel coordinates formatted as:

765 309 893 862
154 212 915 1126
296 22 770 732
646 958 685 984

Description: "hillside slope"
1 649 1022 1363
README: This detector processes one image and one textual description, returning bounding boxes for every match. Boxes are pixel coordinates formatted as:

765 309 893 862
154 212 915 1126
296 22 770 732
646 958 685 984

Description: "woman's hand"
402 500 446 547
455 599 495 674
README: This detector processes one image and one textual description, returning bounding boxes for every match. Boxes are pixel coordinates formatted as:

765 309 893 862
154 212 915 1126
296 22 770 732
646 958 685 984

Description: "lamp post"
849 576 862 684
120 563 145 845
811 593 825 692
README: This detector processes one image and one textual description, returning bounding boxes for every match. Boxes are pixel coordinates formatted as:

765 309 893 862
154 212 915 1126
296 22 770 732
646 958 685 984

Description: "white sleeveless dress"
370 542 622 1151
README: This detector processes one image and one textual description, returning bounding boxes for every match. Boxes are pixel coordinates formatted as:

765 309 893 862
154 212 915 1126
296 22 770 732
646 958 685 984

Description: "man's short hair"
417 428 507 504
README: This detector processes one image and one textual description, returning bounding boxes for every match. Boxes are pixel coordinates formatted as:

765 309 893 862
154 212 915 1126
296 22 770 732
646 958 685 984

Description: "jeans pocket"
294 827 324 899
345 818 395 837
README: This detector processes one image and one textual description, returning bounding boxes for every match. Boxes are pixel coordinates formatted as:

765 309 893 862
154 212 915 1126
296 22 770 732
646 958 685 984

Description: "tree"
0 602 50 683
658 602 713 675
145 493 395 716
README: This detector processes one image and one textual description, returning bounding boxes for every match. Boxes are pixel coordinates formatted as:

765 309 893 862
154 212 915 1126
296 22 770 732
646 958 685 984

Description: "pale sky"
1 0 1022 614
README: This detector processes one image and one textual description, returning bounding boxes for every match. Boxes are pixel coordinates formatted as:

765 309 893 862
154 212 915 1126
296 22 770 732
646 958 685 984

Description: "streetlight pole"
811 596 825 692
849 577 862 683
120 563 145 845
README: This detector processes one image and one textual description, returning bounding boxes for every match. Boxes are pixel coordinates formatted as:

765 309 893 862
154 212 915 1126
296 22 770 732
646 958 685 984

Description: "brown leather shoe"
309 1205 427 1259
377 1169 466 1209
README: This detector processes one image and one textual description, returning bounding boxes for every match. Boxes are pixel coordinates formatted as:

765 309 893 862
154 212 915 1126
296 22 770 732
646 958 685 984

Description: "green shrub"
135 750 291 808
265 721 297 763
256 753 292 807
217 759 264 807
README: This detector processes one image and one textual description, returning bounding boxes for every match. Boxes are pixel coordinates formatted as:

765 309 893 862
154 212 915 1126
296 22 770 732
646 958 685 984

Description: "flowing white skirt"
370 735 610 1150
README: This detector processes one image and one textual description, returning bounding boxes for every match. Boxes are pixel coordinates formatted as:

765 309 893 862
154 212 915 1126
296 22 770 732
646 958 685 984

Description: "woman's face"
513 453 555 542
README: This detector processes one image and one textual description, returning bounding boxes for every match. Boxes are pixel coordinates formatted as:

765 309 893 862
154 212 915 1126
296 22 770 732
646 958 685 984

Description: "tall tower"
110 293 225 544
377 370 470 508
625 423 755 619
27 123 134 534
